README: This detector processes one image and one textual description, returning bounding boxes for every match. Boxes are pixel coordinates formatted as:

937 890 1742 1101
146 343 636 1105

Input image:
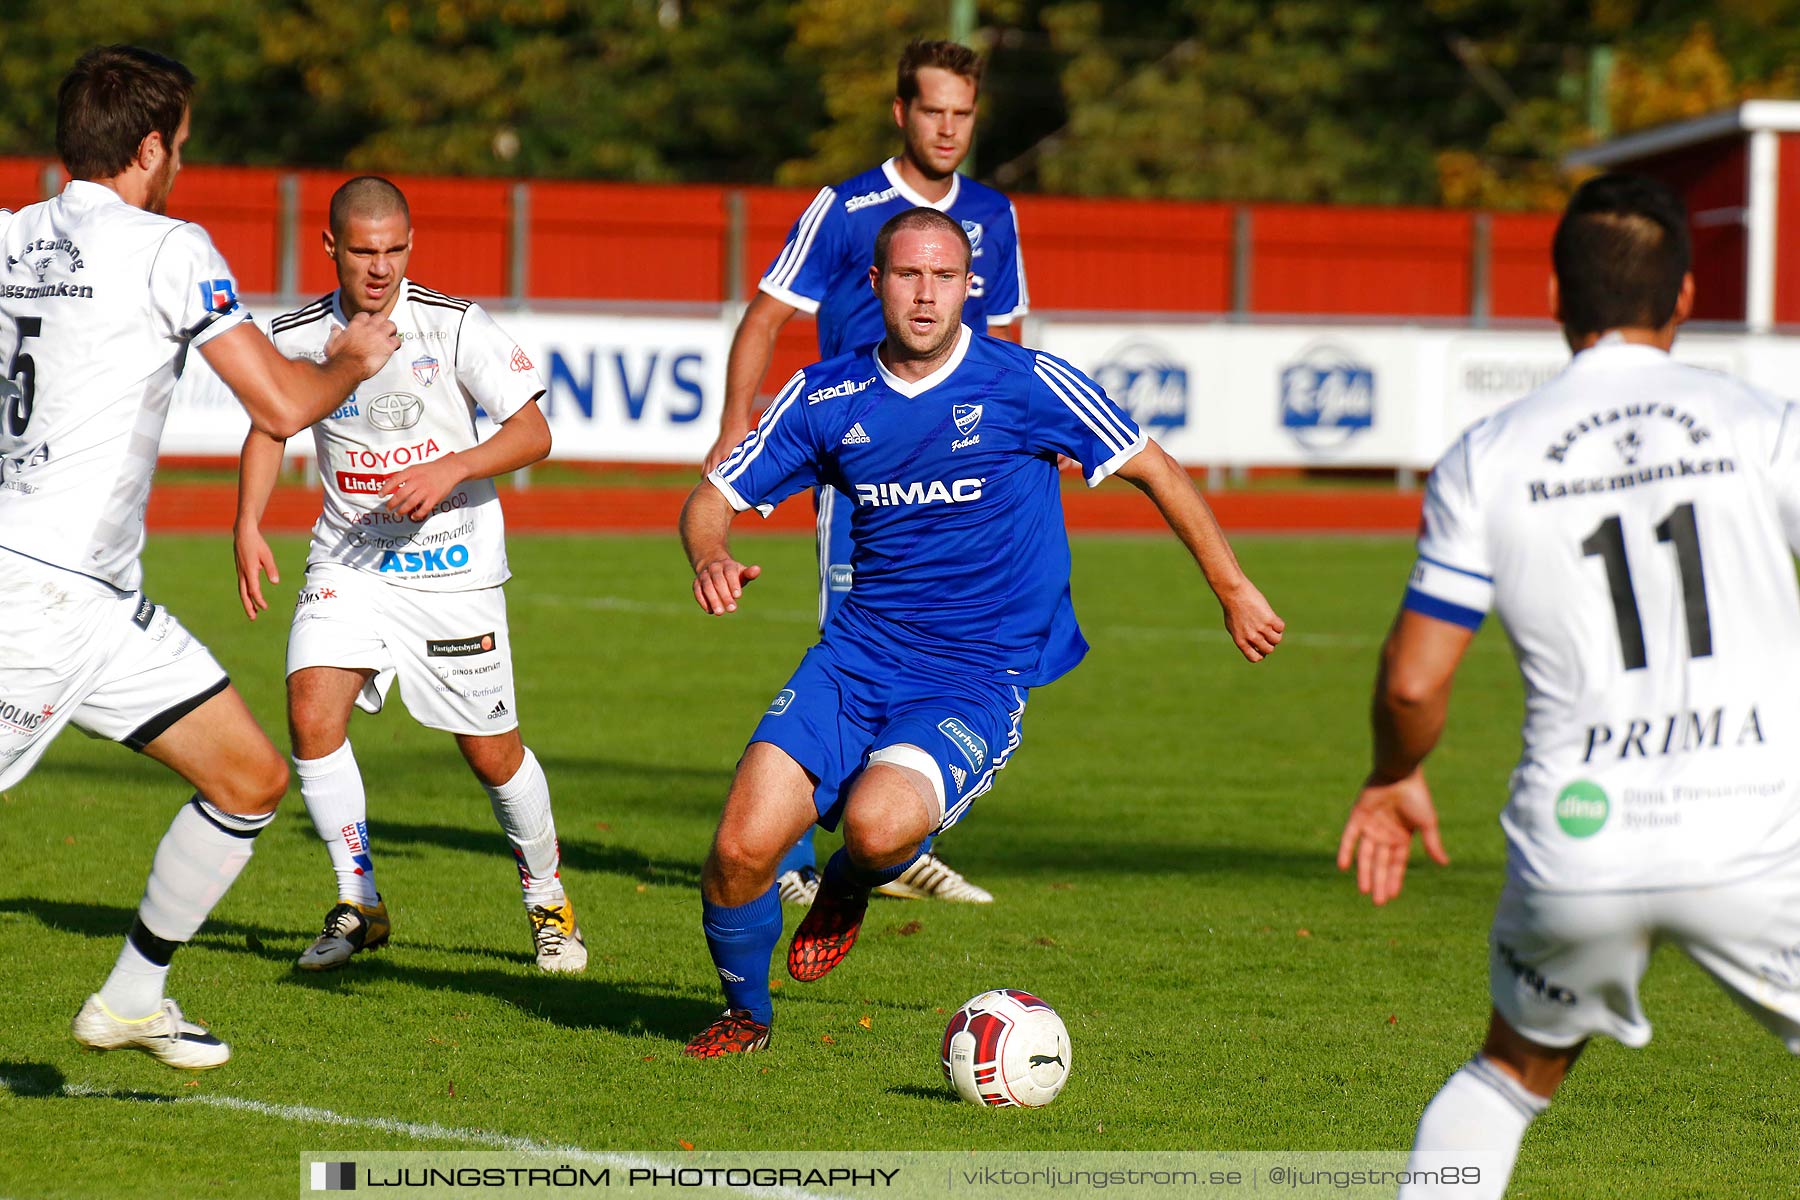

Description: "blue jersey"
759 159 1028 359
709 327 1146 687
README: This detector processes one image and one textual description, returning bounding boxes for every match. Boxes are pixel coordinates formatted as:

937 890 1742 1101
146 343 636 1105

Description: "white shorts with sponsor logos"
1489 859 1800 1054
0 549 229 789
286 562 517 736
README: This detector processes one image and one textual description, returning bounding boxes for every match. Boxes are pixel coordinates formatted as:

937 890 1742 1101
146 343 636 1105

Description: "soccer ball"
940 989 1071 1107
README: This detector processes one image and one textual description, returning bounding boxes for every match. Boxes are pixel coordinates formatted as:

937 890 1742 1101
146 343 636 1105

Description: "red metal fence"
3 156 1559 324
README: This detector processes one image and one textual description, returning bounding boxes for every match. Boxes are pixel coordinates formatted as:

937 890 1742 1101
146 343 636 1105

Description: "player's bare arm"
704 292 799 473
1336 608 1474 906
232 428 289 620
1111 441 1285 662
679 481 761 614
200 311 399 440
379 395 551 521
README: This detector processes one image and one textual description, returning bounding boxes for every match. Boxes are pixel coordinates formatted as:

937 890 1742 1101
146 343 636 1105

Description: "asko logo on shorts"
337 471 392 494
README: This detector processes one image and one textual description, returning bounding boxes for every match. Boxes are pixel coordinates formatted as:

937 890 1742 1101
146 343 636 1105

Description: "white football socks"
1400 1054 1549 1200
97 797 274 1019
484 747 565 906
295 740 378 906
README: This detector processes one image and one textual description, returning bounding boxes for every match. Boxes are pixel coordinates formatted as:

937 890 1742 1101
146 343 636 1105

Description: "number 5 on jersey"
3 316 41 438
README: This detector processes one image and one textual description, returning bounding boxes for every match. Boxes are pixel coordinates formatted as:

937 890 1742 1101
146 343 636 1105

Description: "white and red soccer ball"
940 989 1071 1107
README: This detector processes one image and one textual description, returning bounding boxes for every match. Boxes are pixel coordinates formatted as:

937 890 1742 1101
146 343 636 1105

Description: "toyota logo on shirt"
367 392 424 431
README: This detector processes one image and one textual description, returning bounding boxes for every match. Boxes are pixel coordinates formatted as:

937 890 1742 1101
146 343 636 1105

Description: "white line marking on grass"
0 1075 834 1200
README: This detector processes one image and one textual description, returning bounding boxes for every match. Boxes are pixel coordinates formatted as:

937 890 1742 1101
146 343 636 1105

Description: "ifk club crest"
953 404 982 437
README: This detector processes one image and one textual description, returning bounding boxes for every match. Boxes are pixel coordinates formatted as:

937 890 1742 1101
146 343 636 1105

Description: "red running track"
148 484 1422 536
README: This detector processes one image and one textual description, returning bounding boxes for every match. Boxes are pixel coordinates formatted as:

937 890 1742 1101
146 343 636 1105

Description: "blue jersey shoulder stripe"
1033 360 1130 455
1403 587 1485 630
717 372 807 485
1417 553 1494 583
766 188 836 291
1034 354 1135 448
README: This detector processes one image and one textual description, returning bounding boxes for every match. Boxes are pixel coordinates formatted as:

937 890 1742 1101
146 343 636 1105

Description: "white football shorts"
0 548 229 789
1489 859 1800 1054
285 562 518 736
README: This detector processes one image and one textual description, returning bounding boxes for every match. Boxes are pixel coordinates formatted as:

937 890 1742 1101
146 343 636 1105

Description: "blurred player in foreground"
702 39 1029 908
235 177 585 974
0 46 397 1068
1338 174 1800 1198
680 208 1283 1055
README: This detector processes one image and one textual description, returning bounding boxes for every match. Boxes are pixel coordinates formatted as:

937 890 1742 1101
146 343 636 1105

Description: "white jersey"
0 181 249 591
269 280 544 592
1408 338 1800 891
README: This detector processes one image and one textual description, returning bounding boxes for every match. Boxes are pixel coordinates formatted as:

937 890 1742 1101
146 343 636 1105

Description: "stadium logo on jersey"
953 404 983 436
938 718 988 772
378 544 470 573
1279 343 1374 453
854 478 984 507
367 392 424 431
809 376 875 405
198 278 239 314
845 186 900 214
509 346 534 373
766 689 796 716
1095 342 1188 434
411 354 440 388
0 699 53 735
961 220 985 257
427 632 496 657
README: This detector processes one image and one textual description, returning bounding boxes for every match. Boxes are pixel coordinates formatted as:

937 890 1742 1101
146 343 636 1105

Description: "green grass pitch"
0 531 1790 1197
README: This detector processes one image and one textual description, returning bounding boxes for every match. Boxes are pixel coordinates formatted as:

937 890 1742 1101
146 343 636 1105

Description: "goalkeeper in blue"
677 207 1285 1056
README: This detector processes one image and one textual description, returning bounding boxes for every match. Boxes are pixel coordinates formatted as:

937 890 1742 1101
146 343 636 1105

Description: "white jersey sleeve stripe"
714 372 806 486
1033 363 1129 456
765 188 836 291
1034 354 1136 448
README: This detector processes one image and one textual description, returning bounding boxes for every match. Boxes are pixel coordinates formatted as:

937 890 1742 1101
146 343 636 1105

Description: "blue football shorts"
748 639 1027 834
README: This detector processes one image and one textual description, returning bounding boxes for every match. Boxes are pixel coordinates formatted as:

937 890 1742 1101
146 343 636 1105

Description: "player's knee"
215 751 288 816
708 827 779 887
839 810 917 868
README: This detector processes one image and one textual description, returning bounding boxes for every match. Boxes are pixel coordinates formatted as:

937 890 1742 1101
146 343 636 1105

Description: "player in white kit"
234 177 586 974
1337 174 1800 1198
0 46 398 1069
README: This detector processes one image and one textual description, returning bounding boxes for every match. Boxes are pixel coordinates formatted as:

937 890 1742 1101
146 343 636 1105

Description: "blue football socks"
823 841 927 892
701 886 782 1023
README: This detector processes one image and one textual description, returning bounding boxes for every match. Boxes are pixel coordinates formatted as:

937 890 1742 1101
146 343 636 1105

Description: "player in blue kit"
678 209 1285 1056
703 39 1027 908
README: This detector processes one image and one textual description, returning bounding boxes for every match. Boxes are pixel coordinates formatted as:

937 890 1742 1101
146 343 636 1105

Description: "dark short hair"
56 45 195 180
328 176 411 239
873 208 973 274
1552 173 1691 337
897 39 983 104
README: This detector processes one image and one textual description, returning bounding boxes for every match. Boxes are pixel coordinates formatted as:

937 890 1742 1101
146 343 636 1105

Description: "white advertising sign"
169 309 733 463
166 309 1800 470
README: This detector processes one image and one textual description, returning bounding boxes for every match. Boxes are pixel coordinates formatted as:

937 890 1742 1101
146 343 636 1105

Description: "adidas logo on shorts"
487 700 509 720
949 764 968 792
841 423 871 445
